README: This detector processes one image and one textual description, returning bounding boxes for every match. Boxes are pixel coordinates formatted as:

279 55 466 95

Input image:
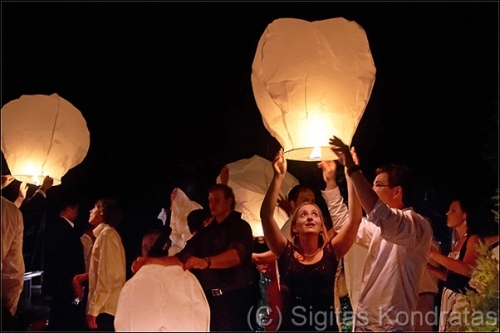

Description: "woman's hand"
273 149 287 178
317 160 337 183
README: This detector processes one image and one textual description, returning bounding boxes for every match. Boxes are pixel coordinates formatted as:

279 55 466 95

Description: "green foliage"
492 189 499 224
456 241 499 332
339 296 353 332
453 189 499 332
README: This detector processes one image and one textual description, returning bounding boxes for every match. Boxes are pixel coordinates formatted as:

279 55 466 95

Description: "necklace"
302 248 322 258
453 233 468 250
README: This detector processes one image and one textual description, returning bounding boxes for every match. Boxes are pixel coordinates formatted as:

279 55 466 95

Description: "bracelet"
204 257 211 269
347 165 362 178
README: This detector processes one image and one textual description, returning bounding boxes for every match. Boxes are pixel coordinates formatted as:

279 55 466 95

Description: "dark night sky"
2 2 498 259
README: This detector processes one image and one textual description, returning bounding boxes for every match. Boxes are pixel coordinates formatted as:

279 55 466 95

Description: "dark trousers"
2 305 22 331
47 294 87 331
95 313 115 331
205 285 259 331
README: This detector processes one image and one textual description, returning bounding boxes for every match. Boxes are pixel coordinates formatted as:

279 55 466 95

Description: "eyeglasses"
373 184 391 188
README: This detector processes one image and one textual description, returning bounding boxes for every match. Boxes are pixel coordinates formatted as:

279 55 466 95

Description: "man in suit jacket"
44 198 86 331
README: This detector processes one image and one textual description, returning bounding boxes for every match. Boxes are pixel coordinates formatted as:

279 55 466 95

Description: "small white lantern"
251 17 376 161
216 155 299 236
168 188 203 255
1 93 90 185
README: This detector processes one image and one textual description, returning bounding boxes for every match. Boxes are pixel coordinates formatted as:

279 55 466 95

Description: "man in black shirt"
133 184 257 331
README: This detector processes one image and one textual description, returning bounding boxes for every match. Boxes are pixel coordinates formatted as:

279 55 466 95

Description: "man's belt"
207 285 251 297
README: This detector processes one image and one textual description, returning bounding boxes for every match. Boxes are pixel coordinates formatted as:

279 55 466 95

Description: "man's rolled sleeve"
368 199 417 246
229 222 253 263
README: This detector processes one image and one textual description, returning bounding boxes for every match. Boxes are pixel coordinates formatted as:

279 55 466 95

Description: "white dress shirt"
87 223 126 317
1 196 25 316
323 188 433 331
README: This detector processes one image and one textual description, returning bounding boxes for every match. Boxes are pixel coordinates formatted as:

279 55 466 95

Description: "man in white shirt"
323 137 433 331
1 174 25 330
415 236 441 331
73 198 126 331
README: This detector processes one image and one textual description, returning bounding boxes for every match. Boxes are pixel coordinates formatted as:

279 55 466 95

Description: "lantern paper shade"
216 155 299 236
168 188 203 255
1 93 90 185
115 265 210 332
251 17 376 161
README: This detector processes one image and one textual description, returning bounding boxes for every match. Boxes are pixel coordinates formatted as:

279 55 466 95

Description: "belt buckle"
211 288 223 296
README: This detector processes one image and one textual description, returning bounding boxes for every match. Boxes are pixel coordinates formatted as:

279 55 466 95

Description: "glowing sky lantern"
216 155 299 236
1 93 90 185
251 17 376 161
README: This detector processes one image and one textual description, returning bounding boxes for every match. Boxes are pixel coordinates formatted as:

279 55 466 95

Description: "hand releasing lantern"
251 17 376 161
1 93 90 185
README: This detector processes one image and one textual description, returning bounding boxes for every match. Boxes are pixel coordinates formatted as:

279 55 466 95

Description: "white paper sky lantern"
168 188 203 255
115 265 210 332
251 17 376 161
216 155 299 236
1 93 90 185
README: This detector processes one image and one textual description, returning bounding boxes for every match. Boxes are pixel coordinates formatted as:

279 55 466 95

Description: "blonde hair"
290 202 329 253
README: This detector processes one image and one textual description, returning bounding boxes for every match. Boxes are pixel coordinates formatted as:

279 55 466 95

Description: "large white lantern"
1 93 90 185
251 17 376 161
216 155 299 236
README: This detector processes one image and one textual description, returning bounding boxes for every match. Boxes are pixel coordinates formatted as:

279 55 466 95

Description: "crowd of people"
1 136 498 332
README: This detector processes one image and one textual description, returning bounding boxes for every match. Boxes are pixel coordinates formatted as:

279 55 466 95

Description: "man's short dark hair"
96 198 123 228
57 196 80 213
287 184 315 204
208 184 236 211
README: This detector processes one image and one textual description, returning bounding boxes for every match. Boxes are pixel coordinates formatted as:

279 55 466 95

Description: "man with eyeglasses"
318 137 433 332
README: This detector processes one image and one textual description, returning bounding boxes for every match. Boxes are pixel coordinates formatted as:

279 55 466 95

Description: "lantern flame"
309 146 321 160
32 173 40 186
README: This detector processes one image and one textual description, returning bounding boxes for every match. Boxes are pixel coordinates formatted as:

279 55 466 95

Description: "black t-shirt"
177 211 255 291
